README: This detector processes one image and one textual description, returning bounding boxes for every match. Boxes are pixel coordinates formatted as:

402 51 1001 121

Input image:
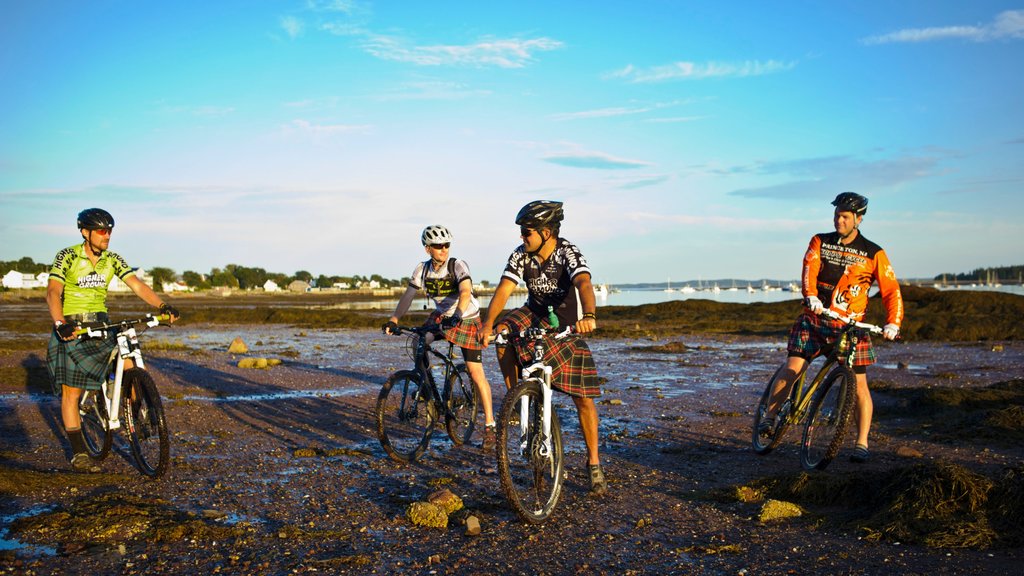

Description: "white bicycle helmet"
421 225 453 246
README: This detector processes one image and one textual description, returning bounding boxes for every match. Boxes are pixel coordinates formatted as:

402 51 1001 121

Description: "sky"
2 1 1023 285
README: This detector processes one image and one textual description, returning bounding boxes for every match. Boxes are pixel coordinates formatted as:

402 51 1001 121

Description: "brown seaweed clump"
740 461 1024 550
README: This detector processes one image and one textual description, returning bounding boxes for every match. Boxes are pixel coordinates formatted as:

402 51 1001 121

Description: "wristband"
582 312 597 320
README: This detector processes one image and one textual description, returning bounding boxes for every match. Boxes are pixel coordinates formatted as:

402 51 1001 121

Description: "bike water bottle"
547 306 559 329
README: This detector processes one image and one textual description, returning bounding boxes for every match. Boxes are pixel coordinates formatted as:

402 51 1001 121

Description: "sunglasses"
520 226 536 237
90 228 112 236
429 243 450 249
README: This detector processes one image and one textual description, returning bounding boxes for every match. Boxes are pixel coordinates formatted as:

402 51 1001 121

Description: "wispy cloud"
355 34 564 68
542 150 653 170
644 115 707 124
282 119 373 135
375 80 492 101
726 153 941 199
549 105 656 121
606 59 796 83
617 174 672 189
862 9 1024 45
280 16 304 39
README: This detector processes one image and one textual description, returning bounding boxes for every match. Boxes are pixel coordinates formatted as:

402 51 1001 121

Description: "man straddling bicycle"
479 200 607 495
383 225 497 450
760 192 903 463
46 208 180 473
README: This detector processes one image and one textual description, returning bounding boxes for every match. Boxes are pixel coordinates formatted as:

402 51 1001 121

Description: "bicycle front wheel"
800 366 856 471
752 367 792 455
123 368 170 478
445 363 479 446
376 370 434 463
496 379 564 524
79 389 112 459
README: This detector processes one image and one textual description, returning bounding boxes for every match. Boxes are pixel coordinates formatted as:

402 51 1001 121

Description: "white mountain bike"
76 314 172 478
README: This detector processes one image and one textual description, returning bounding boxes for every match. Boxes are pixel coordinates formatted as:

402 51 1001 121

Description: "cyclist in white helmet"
383 225 497 451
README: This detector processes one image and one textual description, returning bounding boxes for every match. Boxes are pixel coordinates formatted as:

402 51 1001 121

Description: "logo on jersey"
77 272 107 289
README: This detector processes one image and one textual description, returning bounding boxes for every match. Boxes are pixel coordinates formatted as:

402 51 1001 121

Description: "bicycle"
752 309 884 471
76 314 173 478
375 325 480 463
494 326 576 524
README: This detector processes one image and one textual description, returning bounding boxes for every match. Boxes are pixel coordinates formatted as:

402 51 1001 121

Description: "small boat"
664 278 676 293
595 284 609 298
679 285 696 294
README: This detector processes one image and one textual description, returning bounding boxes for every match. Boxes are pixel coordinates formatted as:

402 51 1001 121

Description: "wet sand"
2 317 1023 575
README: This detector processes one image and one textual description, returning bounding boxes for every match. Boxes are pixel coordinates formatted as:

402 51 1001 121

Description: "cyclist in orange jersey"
761 192 903 463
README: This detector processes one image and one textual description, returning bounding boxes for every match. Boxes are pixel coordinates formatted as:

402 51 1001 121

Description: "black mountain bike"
752 309 883 471
376 325 480 463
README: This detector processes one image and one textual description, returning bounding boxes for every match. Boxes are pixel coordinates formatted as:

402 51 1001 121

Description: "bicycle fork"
517 365 555 474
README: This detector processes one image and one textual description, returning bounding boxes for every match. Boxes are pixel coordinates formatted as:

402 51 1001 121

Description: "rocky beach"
2 287 1023 575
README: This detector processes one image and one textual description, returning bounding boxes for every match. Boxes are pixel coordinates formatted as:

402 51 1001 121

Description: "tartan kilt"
787 311 876 367
426 312 485 351
499 306 601 398
46 329 117 393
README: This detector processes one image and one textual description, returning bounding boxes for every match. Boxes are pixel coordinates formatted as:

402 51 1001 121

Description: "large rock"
407 502 448 529
759 499 802 523
427 489 463 515
228 337 248 354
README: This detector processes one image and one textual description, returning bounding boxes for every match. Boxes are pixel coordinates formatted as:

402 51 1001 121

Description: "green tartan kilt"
46 329 117 394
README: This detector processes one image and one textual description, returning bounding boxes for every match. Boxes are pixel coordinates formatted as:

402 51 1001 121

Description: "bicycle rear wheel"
800 366 856 471
79 389 112 459
752 367 792 455
496 379 564 524
123 368 170 478
376 370 435 463
445 363 479 446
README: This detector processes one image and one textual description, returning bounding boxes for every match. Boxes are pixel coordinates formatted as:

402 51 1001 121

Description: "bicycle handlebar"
819 309 884 335
72 313 172 337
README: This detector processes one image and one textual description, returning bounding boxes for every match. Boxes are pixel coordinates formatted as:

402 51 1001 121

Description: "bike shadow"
0 353 67 471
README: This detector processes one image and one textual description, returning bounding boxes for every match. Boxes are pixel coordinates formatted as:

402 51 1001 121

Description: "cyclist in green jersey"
46 208 179 473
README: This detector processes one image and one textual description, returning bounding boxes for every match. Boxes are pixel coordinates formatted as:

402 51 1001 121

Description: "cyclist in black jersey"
480 200 607 495
46 208 179 473
383 225 497 450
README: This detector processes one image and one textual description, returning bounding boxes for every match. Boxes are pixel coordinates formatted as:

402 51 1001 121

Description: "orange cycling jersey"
801 231 903 326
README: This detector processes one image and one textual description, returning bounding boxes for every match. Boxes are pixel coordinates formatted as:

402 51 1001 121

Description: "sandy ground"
2 324 1023 575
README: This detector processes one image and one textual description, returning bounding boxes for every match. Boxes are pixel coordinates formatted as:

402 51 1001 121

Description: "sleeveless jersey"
408 258 480 319
501 238 591 326
49 243 136 316
802 231 903 326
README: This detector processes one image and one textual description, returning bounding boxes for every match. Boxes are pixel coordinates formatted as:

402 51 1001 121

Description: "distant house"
287 280 311 293
332 282 351 289
367 280 381 289
163 281 192 292
2 270 48 289
263 279 281 292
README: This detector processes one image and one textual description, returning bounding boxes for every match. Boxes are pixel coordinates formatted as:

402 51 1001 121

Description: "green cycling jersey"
48 243 136 316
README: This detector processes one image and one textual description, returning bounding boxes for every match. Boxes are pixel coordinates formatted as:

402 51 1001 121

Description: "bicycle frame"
80 315 162 431
410 328 460 420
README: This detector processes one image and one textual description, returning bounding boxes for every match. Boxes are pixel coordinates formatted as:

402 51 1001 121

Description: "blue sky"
2 1 1022 284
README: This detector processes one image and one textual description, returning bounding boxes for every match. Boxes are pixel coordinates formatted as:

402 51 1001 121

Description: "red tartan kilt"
499 306 601 398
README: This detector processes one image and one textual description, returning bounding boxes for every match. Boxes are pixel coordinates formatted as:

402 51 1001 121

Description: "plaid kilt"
46 328 117 393
787 311 876 367
426 312 485 351
498 306 601 398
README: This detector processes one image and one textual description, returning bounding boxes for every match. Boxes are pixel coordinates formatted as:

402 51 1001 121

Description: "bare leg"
766 356 807 417
853 372 872 448
495 342 518 391
571 396 600 466
61 385 83 430
465 361 494 426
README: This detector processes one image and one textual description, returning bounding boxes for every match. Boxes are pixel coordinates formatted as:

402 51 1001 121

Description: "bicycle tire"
496 379 564 524
79 389 112 460
800 365 856 471
376 370 434 463
123 368 170 478
445 363 479 446
752 367 792 455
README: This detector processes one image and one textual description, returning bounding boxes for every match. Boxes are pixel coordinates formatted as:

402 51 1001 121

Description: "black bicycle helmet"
515 200 564 228
77 208 115 230
831 192 868 216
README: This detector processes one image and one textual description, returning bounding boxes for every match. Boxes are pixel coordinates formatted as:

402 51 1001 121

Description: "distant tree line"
1 257 404 291
934 265 1024 283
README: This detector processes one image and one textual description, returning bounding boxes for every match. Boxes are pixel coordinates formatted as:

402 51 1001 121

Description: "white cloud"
543 150 653 170
375 80 492 101
549 105 656 121
606 60 796 83
282 119 373 135
280 16 304 39
359 34 564 68
862 9 1024 45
